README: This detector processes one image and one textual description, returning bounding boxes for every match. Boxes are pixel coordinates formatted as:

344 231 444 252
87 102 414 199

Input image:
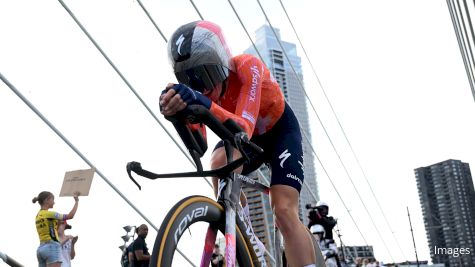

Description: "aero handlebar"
127 105 263 189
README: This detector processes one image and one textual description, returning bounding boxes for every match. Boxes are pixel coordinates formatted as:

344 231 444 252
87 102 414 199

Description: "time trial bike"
127 105 325 267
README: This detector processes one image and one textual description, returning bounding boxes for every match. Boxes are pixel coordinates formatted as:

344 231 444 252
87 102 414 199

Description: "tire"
150 195 257 267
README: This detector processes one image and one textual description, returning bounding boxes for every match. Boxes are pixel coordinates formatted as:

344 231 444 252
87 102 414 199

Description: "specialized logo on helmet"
176 34 185 56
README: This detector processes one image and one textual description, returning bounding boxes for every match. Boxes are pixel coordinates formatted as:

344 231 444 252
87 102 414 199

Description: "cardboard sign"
59 168 95 197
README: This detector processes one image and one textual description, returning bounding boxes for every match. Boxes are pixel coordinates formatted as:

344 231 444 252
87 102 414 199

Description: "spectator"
211 244 224 267
127 242 135 267
307 201 337 240
310 224 339 267
120 241 134 267
58 221 78 267
355 257 362 267
33 191 79 267
131 224 150 267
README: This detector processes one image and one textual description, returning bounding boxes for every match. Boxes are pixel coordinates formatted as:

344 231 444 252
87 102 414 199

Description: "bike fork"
224 205 237 267
200 226 217 267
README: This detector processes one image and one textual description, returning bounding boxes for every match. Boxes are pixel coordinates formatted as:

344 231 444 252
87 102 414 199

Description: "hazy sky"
1 0 474 266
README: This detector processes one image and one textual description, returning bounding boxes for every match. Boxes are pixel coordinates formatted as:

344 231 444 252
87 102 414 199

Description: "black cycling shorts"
214 102 304 192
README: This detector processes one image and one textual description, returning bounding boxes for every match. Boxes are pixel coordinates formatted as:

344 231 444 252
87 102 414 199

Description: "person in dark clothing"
211 244 224 267
307 201 337 240
132 224 150 267
127 242 134 267
120 242 133 267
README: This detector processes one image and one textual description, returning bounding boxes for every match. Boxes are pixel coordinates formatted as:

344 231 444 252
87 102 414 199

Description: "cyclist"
160 20 316 267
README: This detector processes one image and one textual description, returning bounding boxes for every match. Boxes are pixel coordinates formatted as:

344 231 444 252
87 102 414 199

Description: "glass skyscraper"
238 24 320 265
244 24 319 225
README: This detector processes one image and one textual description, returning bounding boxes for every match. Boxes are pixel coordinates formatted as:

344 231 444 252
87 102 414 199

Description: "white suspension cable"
253 0 395 261
57 0 213 189
278 0 407 260
447 0 475 102
224 0 375 252
0 71 196 266
226 0 265 61
135 0 167 42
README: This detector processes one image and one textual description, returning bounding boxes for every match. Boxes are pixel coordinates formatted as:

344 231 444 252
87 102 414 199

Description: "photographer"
306 201 337 240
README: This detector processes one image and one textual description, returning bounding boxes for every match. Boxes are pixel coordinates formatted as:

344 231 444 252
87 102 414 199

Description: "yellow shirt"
35 210 67 243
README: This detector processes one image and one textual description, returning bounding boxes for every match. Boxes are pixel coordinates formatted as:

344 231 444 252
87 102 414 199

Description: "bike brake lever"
243 134 263 154
126 161 142 190
234 133 250 163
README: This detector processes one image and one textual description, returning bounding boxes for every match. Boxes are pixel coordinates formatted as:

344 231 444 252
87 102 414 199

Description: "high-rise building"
341 245 375 262
244 24 319 226
415 159 475 266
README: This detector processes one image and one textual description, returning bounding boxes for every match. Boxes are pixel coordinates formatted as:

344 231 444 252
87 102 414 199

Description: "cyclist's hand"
172 84 211 108
160 83 211 116
160 83 187 116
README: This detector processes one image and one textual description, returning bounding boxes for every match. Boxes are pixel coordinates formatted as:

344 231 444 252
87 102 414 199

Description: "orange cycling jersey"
208 54 285 137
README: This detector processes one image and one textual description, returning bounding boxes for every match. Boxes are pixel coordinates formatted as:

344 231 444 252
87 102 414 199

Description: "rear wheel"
150 195 257 267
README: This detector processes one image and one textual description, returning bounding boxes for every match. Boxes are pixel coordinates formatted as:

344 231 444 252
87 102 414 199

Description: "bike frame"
128 105 327 267
127 105 273 267
127 143 271 267
199 138 270 267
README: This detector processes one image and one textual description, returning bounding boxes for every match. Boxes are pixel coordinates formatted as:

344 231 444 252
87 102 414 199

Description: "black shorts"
214 102 304 192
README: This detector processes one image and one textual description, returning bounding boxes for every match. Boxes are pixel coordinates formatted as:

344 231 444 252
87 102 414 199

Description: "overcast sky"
1 0 475 266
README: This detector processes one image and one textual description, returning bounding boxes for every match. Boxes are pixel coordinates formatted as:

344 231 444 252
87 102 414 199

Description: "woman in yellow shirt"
33 191 79 267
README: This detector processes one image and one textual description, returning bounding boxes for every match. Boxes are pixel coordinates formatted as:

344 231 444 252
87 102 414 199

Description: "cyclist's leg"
210 143 264 204
210 146 244 198
266 102 316 266
271 185 316 266
210 144 267 256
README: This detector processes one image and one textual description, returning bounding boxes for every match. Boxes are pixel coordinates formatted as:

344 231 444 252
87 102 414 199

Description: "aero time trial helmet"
168 21 234 94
